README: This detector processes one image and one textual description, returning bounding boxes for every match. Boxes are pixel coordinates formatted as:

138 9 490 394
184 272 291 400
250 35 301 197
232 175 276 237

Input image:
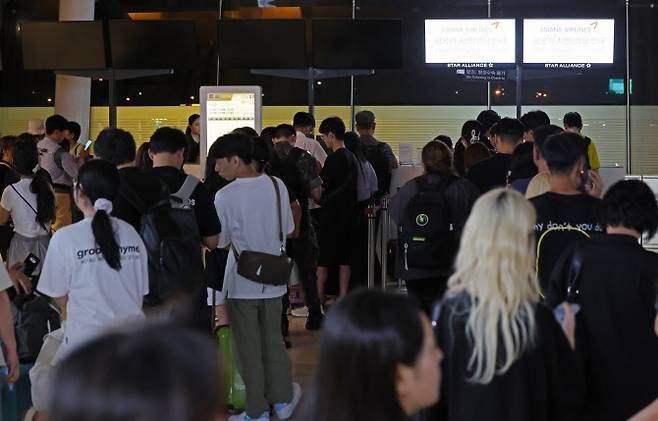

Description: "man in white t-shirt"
211 133 301 421
293 112 327 167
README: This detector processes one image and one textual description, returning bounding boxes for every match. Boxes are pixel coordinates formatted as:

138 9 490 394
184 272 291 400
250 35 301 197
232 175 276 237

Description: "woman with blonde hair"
434 188 583 421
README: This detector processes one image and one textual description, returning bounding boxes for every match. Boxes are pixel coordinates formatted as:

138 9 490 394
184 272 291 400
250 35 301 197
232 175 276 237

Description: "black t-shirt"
186 134 200 163
436 291 584 421
466 153 511 193
545 235 658 421
150 166 221 238
112 167 167 232
319 148 357 223
530 192 604 288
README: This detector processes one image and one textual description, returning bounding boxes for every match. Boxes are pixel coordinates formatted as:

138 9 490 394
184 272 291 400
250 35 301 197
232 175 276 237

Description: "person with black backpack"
355 110 396 198
269 124 324 330
390 140 479 313
104 127 215 330
93 128 166 233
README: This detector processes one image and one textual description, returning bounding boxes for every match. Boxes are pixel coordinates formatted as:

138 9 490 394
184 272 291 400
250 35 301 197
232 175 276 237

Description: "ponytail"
91 209 121 270
77 160 122 271
30 168 56 230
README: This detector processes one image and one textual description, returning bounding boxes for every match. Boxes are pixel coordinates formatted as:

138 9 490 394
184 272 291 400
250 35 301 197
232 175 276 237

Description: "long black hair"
49 325 224 421
12 138 56 229
77 160 121 270
302 289 425 421
185 113 200 136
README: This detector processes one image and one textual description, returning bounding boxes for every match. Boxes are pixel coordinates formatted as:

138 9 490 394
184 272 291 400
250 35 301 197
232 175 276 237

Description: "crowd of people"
0 108 656 421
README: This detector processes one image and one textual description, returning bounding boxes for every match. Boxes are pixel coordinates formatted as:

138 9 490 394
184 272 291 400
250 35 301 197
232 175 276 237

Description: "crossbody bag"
232 176 294 286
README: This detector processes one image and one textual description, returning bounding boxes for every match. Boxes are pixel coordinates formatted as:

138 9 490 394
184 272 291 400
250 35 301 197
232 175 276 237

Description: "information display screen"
425 19 516 68
205 92 257 151
200 86 261 170
523 19 615 68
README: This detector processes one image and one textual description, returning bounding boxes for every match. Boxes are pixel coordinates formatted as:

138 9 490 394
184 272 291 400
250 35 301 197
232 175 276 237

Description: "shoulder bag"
233 176 294 286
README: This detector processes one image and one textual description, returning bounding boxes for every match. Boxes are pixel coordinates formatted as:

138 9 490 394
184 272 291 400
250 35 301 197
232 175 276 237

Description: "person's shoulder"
449 175 478 191
52 218 91 242
529 191 550 205
466 158 488 176
112 216 142 237
579 194 602 204
293 146 314 162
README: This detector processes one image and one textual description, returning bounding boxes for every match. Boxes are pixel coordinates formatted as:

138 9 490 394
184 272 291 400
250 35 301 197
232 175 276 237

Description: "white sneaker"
273 383 302 420
23 408 36 421
228 411 270 421
291 306 309 318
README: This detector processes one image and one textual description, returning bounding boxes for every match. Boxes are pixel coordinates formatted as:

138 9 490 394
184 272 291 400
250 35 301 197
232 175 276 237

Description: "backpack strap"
171 175 199 205
53 148 65 171
10 183 51 233
269 175 285 251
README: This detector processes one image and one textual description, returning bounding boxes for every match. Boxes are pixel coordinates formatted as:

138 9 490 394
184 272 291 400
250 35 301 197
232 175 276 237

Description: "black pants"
290 235 322 318
405 277 449 315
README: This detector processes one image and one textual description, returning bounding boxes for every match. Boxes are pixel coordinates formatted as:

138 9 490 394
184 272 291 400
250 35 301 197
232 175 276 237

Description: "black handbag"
12 292 61 363
233 176 294 286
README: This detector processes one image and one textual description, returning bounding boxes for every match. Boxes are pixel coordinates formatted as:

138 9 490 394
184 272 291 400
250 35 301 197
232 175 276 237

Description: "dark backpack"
122 175 206 306
12 293 61 363
399 176 458 271
363 142 391 198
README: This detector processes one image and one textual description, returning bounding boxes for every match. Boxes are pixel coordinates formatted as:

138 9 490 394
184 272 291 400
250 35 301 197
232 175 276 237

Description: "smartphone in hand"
21 253 40 277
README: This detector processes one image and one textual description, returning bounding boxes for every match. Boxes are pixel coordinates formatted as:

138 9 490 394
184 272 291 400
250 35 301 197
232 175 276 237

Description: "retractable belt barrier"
380 195 390 291
366 202 376 289
365 195 391 291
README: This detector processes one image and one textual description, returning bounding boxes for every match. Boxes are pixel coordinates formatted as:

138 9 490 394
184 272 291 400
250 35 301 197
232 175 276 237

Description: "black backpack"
121 175 206 306
399 176 458 271
12 293 61 363
363 142 391 198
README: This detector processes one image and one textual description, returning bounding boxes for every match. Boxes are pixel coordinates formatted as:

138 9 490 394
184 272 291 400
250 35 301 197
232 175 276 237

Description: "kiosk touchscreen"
424 19 516 68
523 19 615 68
199 86 262 172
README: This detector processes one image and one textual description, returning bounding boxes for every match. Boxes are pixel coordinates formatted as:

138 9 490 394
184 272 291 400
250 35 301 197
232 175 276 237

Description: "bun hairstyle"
77 160 121 270
12 138 55 229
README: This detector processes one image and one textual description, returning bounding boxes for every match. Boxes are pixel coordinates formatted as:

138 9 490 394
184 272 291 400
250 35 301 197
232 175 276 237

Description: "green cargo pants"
226 297 293 417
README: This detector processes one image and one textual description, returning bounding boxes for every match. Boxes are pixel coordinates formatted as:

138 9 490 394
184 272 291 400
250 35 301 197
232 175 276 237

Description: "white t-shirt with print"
0 179 51 237
37 216 148 361
215 174 294 300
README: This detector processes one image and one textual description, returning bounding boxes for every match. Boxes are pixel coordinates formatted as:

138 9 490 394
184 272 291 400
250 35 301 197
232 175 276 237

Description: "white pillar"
55 0 95 142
